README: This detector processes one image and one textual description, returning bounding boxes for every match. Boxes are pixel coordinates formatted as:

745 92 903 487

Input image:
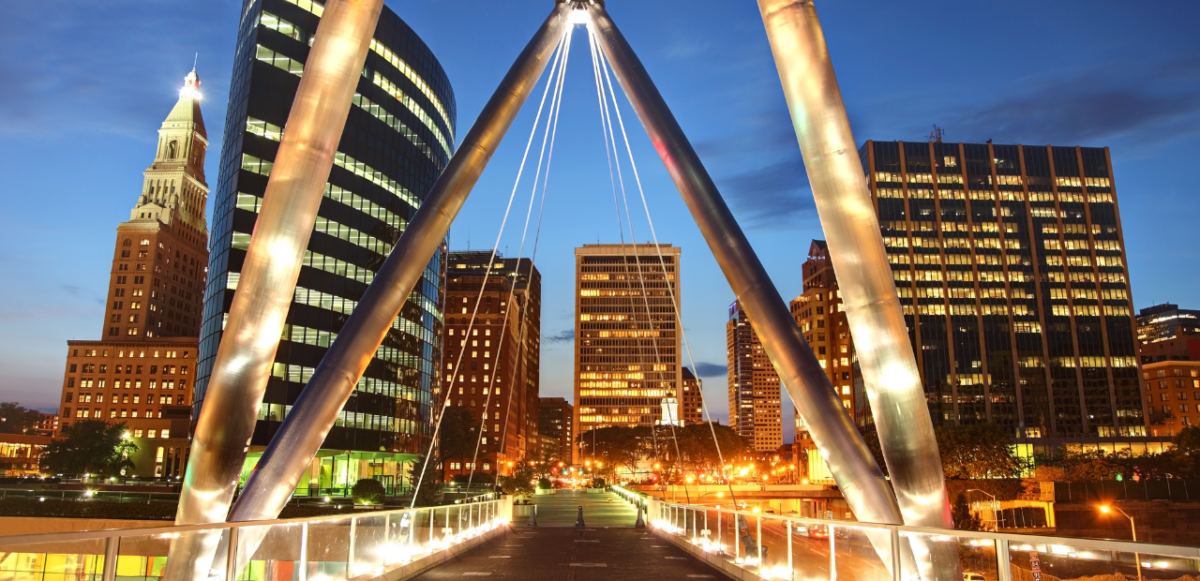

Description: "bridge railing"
0 496 511 581
643 497 1200 581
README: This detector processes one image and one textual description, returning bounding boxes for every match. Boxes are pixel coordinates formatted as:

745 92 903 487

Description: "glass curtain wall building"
196 0 455 496
860 141 1142 438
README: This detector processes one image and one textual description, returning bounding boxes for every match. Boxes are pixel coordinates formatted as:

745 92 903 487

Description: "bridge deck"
514 490 638 527
410 527 724 581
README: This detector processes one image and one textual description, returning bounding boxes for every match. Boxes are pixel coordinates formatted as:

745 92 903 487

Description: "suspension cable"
409 31 569 507
465 23 574 492
587 25 689 501
594 34 739 507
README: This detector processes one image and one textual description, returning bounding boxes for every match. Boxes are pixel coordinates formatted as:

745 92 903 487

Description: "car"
963 572 986 581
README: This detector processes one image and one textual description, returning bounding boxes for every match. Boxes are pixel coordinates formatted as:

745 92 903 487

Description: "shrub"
590 477 606 489
351 478 386 505
537 477 551 490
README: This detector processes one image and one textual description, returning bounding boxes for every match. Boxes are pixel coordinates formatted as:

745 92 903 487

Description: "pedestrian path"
512 490 639 527
408 526 726 581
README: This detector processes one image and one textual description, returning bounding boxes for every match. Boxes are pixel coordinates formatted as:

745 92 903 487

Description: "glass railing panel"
115 531 173 581
348 515 387 578
0 537 106 581
1006 540 1200 581
303 516 352 581
786 518 836 581
233 522 302 581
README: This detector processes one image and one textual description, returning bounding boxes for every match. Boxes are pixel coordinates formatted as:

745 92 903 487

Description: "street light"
966 489 999 531
1099 505 1142 581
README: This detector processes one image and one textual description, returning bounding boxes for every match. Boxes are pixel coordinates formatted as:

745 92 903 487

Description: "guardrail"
648 499 1200 581
0 497 511 581
0 489 180 504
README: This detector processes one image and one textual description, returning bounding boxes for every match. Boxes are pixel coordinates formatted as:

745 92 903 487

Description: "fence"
633 492 1200 581
1054 480 1200 503
0 496 510 581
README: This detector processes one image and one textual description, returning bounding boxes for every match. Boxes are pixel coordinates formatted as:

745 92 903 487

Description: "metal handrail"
655 500 1200 560
0 498 506 547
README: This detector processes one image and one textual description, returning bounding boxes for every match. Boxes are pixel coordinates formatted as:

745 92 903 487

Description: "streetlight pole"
1100 505 1142 581
966 488 999 531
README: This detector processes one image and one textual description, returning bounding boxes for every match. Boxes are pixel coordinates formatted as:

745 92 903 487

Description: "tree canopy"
41 420 137 476
577 422 746 482
437 406 479 473
0 403 43 434
935 423 1025 479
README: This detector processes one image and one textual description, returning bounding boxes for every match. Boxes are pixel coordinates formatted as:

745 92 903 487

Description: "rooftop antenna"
929 124 944 143
193 53 199 70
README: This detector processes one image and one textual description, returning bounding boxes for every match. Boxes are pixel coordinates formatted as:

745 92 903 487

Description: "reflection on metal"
166 0 387 578
585 4 914 572
224 0 572 529
756 0 959 578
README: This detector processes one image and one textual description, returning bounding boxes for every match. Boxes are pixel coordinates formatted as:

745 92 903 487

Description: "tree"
951 493 982 530
41 420 137 476
577 426 648 476
498 461 536 498
936 424 1024 479
1174 426 1200 455
0 403 43 434
438 406 479 478
407 454 441 507
352 478 386 505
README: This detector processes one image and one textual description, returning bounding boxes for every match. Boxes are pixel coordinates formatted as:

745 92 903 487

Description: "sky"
1 1 1198 442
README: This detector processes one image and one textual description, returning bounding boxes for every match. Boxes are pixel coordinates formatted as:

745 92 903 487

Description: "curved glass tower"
196 0 454 496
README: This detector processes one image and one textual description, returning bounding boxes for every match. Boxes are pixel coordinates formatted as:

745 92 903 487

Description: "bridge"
1 489 1195 581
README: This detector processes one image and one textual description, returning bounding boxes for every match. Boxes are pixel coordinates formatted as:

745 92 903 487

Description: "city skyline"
2 1 1199 444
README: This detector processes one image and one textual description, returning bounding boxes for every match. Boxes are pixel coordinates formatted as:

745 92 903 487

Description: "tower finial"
181 65 201 100
193 53 199 71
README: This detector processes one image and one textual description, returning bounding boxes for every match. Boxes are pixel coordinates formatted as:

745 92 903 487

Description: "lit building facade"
573 244 682 462
860 140 1143 437
55 68 209 478
1137 304 1200 363
680 367 704 425
727 301 783 452
789 240 859 436
196 0 455 495
538 397 573 462
1142 360 1200 436
441 252 540 478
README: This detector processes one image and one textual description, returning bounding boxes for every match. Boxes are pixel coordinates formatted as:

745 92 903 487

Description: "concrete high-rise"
859 140 1142 437
573 244 682 461
1137 304 1200 363
789 240 860 433
680 367 704 425
196 0 455 494
56 68 209 477
538 397 573 462
727 302 783 452
441 252 540 478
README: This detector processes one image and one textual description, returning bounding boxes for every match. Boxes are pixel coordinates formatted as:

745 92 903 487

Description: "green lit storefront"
240 449 422 498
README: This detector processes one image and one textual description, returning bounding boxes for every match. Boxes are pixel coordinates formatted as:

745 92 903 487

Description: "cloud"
543 328 574 344
691 362 726 378
62 285 81 295
947 54 1200 148
716 156 815 228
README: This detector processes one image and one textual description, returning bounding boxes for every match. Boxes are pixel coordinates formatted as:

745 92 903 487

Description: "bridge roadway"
411 491 726 580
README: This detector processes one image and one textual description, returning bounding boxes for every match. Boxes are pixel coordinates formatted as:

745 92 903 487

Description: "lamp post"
1100 505 1142 581
966 489 999 531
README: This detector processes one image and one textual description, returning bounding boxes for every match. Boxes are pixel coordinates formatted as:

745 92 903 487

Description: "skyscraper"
726 301 783 452
860 140 1142 437
680 367 704 425
196 0 455 494
441 251 540 478
56 68 209 477
538 397 573 462
573 244 682 461
789 240 859 430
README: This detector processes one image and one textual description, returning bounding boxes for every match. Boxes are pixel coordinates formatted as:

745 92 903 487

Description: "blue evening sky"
2 1 1198 442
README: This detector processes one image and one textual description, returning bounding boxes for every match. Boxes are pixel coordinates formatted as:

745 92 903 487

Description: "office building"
860 140 1142 437
538 397 573 462
196 0 455 494
680 367 704 425
1142 361 1200 436
573 244 682 461
727 301 783 452
55 68 209 478
441 251 540 478
1137 304 1200 363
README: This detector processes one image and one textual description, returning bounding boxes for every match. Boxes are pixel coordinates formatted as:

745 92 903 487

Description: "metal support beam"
586 0 904 534
756 1 959 579
166 0 385 578
223 0 572 526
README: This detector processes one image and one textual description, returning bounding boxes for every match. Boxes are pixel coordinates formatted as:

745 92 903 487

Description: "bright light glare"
569 9 589 25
